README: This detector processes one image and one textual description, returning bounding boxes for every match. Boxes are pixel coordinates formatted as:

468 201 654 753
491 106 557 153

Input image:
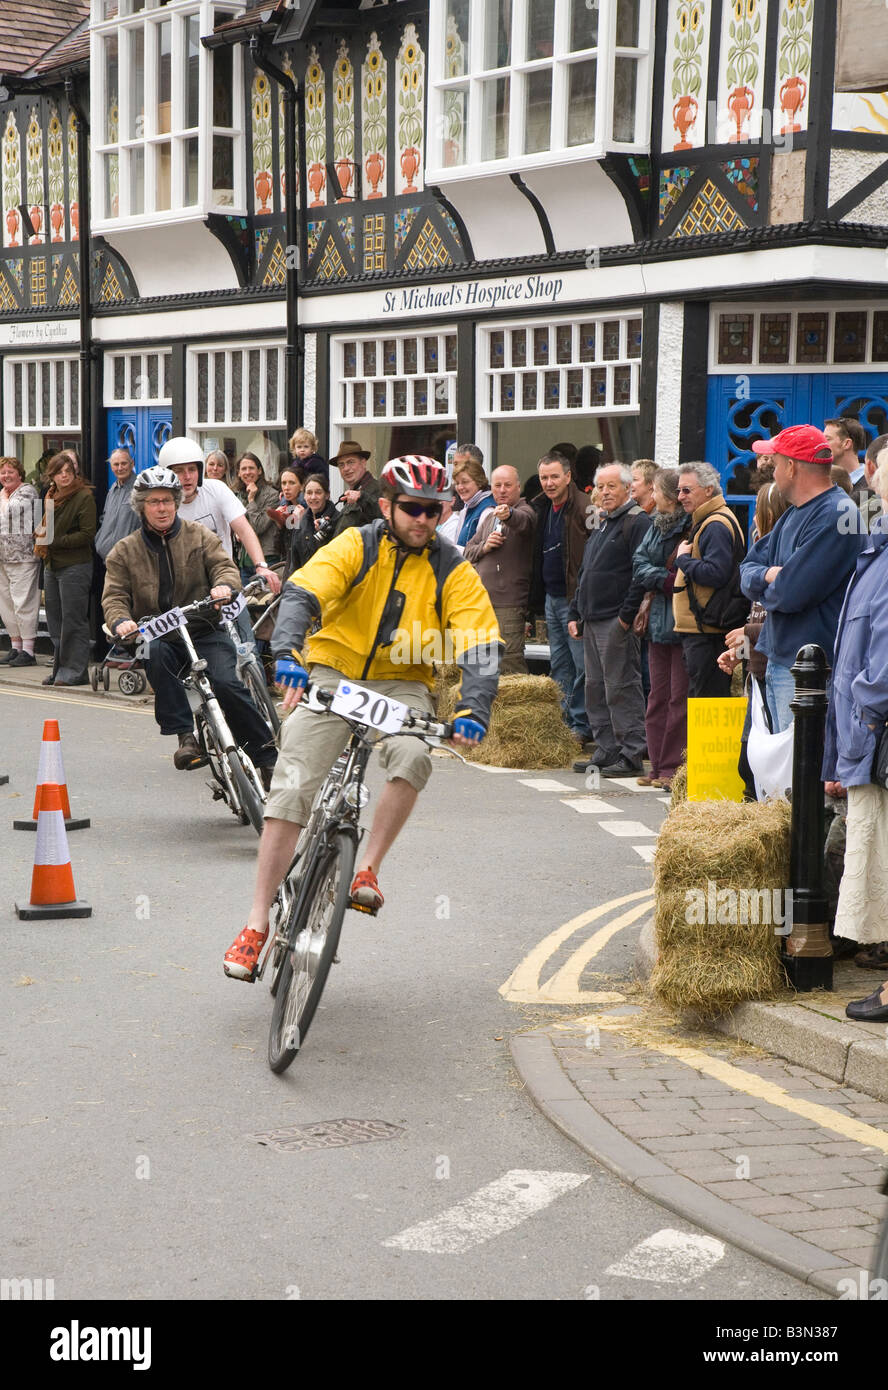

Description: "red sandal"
350 869 384 913
223 924 269 981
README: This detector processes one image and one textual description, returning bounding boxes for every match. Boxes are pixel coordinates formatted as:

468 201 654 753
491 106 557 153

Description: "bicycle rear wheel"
243 659 280 736
268 830 355 1073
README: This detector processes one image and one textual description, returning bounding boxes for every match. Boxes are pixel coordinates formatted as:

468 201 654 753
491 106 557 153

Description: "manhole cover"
249 1118 405 1152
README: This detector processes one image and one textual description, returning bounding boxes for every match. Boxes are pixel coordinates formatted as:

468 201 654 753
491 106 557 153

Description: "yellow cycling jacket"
271 520 503 727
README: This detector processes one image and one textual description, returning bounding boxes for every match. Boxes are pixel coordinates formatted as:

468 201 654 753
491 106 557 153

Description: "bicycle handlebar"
308 681 454 742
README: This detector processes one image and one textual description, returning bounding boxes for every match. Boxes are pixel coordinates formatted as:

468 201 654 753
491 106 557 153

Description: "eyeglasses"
677 486 695 496
396 500 443 519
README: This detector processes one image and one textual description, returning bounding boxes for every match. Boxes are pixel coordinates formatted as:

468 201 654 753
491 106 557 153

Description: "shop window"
91 0 244 224
188 341 287 478
480 312 642 419
428 0 653 178
336 330 458 427
712 303 888 373
105 351 173 406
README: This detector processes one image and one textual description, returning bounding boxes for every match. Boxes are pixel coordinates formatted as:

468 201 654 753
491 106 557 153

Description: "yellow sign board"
686 697 747 802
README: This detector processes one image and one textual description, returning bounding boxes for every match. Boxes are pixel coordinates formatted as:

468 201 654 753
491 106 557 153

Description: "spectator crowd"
3 413 888 1023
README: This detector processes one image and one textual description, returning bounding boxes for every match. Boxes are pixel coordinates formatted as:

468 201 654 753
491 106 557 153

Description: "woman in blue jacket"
629 468 691 789
823 451 888 1022
453 457 494 550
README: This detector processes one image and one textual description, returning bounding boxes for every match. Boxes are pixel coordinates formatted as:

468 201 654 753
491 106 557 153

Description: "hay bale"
670 761 687 807
651 798 791 1016
440 672 580 768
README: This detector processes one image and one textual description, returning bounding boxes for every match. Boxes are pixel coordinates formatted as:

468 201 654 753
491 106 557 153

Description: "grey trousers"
43 561 92 682
582 616 647 765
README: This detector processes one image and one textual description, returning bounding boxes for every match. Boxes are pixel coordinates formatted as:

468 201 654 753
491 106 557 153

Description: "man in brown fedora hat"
331 440 382 536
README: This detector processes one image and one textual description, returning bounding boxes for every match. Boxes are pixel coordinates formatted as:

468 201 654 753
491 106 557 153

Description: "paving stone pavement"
513 1017 888 1292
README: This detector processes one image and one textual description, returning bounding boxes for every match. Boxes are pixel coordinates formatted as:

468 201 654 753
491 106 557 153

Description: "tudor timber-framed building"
0 0 887 532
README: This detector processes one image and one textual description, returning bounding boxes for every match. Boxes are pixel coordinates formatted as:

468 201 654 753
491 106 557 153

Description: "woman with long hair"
291 473 338 569
34 451 96 686
233 452 280 579
204 450 234 487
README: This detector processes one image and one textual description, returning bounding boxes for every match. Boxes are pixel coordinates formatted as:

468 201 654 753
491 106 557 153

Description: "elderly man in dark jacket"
464 464 536 674
528 450 594 743
568 464 651 776
330 440 382 536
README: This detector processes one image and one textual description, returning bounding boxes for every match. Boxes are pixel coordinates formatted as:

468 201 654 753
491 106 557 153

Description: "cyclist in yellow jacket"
224 456 502 980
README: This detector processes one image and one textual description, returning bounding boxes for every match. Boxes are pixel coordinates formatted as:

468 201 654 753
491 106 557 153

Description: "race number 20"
330 681 407 734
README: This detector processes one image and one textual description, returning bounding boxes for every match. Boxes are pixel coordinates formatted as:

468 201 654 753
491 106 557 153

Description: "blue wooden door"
706 372 888 488
106 408 172 485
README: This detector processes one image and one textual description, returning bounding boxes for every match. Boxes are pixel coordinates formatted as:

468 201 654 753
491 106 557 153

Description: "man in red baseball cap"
740 424 863 730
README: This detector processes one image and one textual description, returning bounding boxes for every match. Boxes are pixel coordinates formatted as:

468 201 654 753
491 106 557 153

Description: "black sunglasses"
396 499 443 518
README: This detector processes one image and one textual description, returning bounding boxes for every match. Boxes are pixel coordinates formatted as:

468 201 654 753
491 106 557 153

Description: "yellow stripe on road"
0 688 151 715
554 1014 888 1155
539 900 654 1003
500 888 654 1004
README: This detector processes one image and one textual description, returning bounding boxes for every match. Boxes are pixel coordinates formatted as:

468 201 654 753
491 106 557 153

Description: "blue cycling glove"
452 716 486 743
275 658 309 690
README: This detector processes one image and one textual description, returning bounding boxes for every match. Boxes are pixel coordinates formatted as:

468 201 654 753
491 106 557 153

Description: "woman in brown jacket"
34 451 97 686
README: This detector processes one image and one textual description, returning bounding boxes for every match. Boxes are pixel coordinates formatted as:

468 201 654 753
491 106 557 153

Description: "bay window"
91 0 244 225
427 0 653 179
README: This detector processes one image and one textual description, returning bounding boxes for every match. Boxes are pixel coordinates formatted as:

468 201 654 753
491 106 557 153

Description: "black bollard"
0 774 7 786
785 644 833 991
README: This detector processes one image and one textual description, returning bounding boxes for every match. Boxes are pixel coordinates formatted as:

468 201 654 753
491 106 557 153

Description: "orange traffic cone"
15 783 92 920
13 718 90 831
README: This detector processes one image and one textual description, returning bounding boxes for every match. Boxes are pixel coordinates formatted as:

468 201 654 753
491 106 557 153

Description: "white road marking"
599 820 658 837
382 1170 589 1255
560 797 623 814
657 796 672 805
602 776 662 793
518 778 576 791
633 845 657 863
605 1229 725 1283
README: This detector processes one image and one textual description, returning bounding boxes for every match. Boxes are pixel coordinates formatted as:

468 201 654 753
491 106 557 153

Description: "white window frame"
331 327 459 445
104 350 173 406
90 0 246 229
186 340 286 436
709 301 888 374
476 309 642 459
426 0 654 183
4 355 81 449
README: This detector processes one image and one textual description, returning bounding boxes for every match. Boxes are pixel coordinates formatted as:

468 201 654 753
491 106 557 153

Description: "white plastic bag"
746 677 794 802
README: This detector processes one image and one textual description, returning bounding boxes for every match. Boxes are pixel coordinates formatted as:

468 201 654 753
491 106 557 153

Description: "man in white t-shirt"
157 437 281 594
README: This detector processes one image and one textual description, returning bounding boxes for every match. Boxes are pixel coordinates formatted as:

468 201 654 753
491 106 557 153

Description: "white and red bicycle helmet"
381 455 452 500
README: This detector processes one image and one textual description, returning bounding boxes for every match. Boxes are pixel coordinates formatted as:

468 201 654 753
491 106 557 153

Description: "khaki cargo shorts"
264 664 436 826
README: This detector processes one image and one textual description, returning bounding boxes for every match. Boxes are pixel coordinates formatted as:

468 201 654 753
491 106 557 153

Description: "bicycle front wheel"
228 749 265 835
267 830 355 1073
244 659 280 736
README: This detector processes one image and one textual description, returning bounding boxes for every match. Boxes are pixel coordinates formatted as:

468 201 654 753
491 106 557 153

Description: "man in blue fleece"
741 425 863 731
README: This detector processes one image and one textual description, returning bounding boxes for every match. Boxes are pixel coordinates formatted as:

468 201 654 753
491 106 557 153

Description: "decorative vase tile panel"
659 166 693 226
2 110 22 248
67 110 78 241
252 70 274 215
305 46 328 207
442 10 467 169
362 33 388 200
333 40 355 173
774 0 813 135
25 107 45 243
663 1 712 153
721 156 759 211
834 90 888 135
47 106 64 243
396 24 424 196
715 0 769 145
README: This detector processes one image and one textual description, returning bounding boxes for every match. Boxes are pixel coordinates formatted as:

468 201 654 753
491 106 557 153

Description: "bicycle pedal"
349 899 378 916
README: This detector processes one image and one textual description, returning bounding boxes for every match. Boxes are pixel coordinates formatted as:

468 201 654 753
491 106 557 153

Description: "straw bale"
670 761 687 807
438 671 580 767
650 797 791 1015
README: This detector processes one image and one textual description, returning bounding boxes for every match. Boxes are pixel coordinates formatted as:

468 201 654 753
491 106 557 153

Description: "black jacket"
567 500 651 626
291 500 338 568
332 472 382 537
